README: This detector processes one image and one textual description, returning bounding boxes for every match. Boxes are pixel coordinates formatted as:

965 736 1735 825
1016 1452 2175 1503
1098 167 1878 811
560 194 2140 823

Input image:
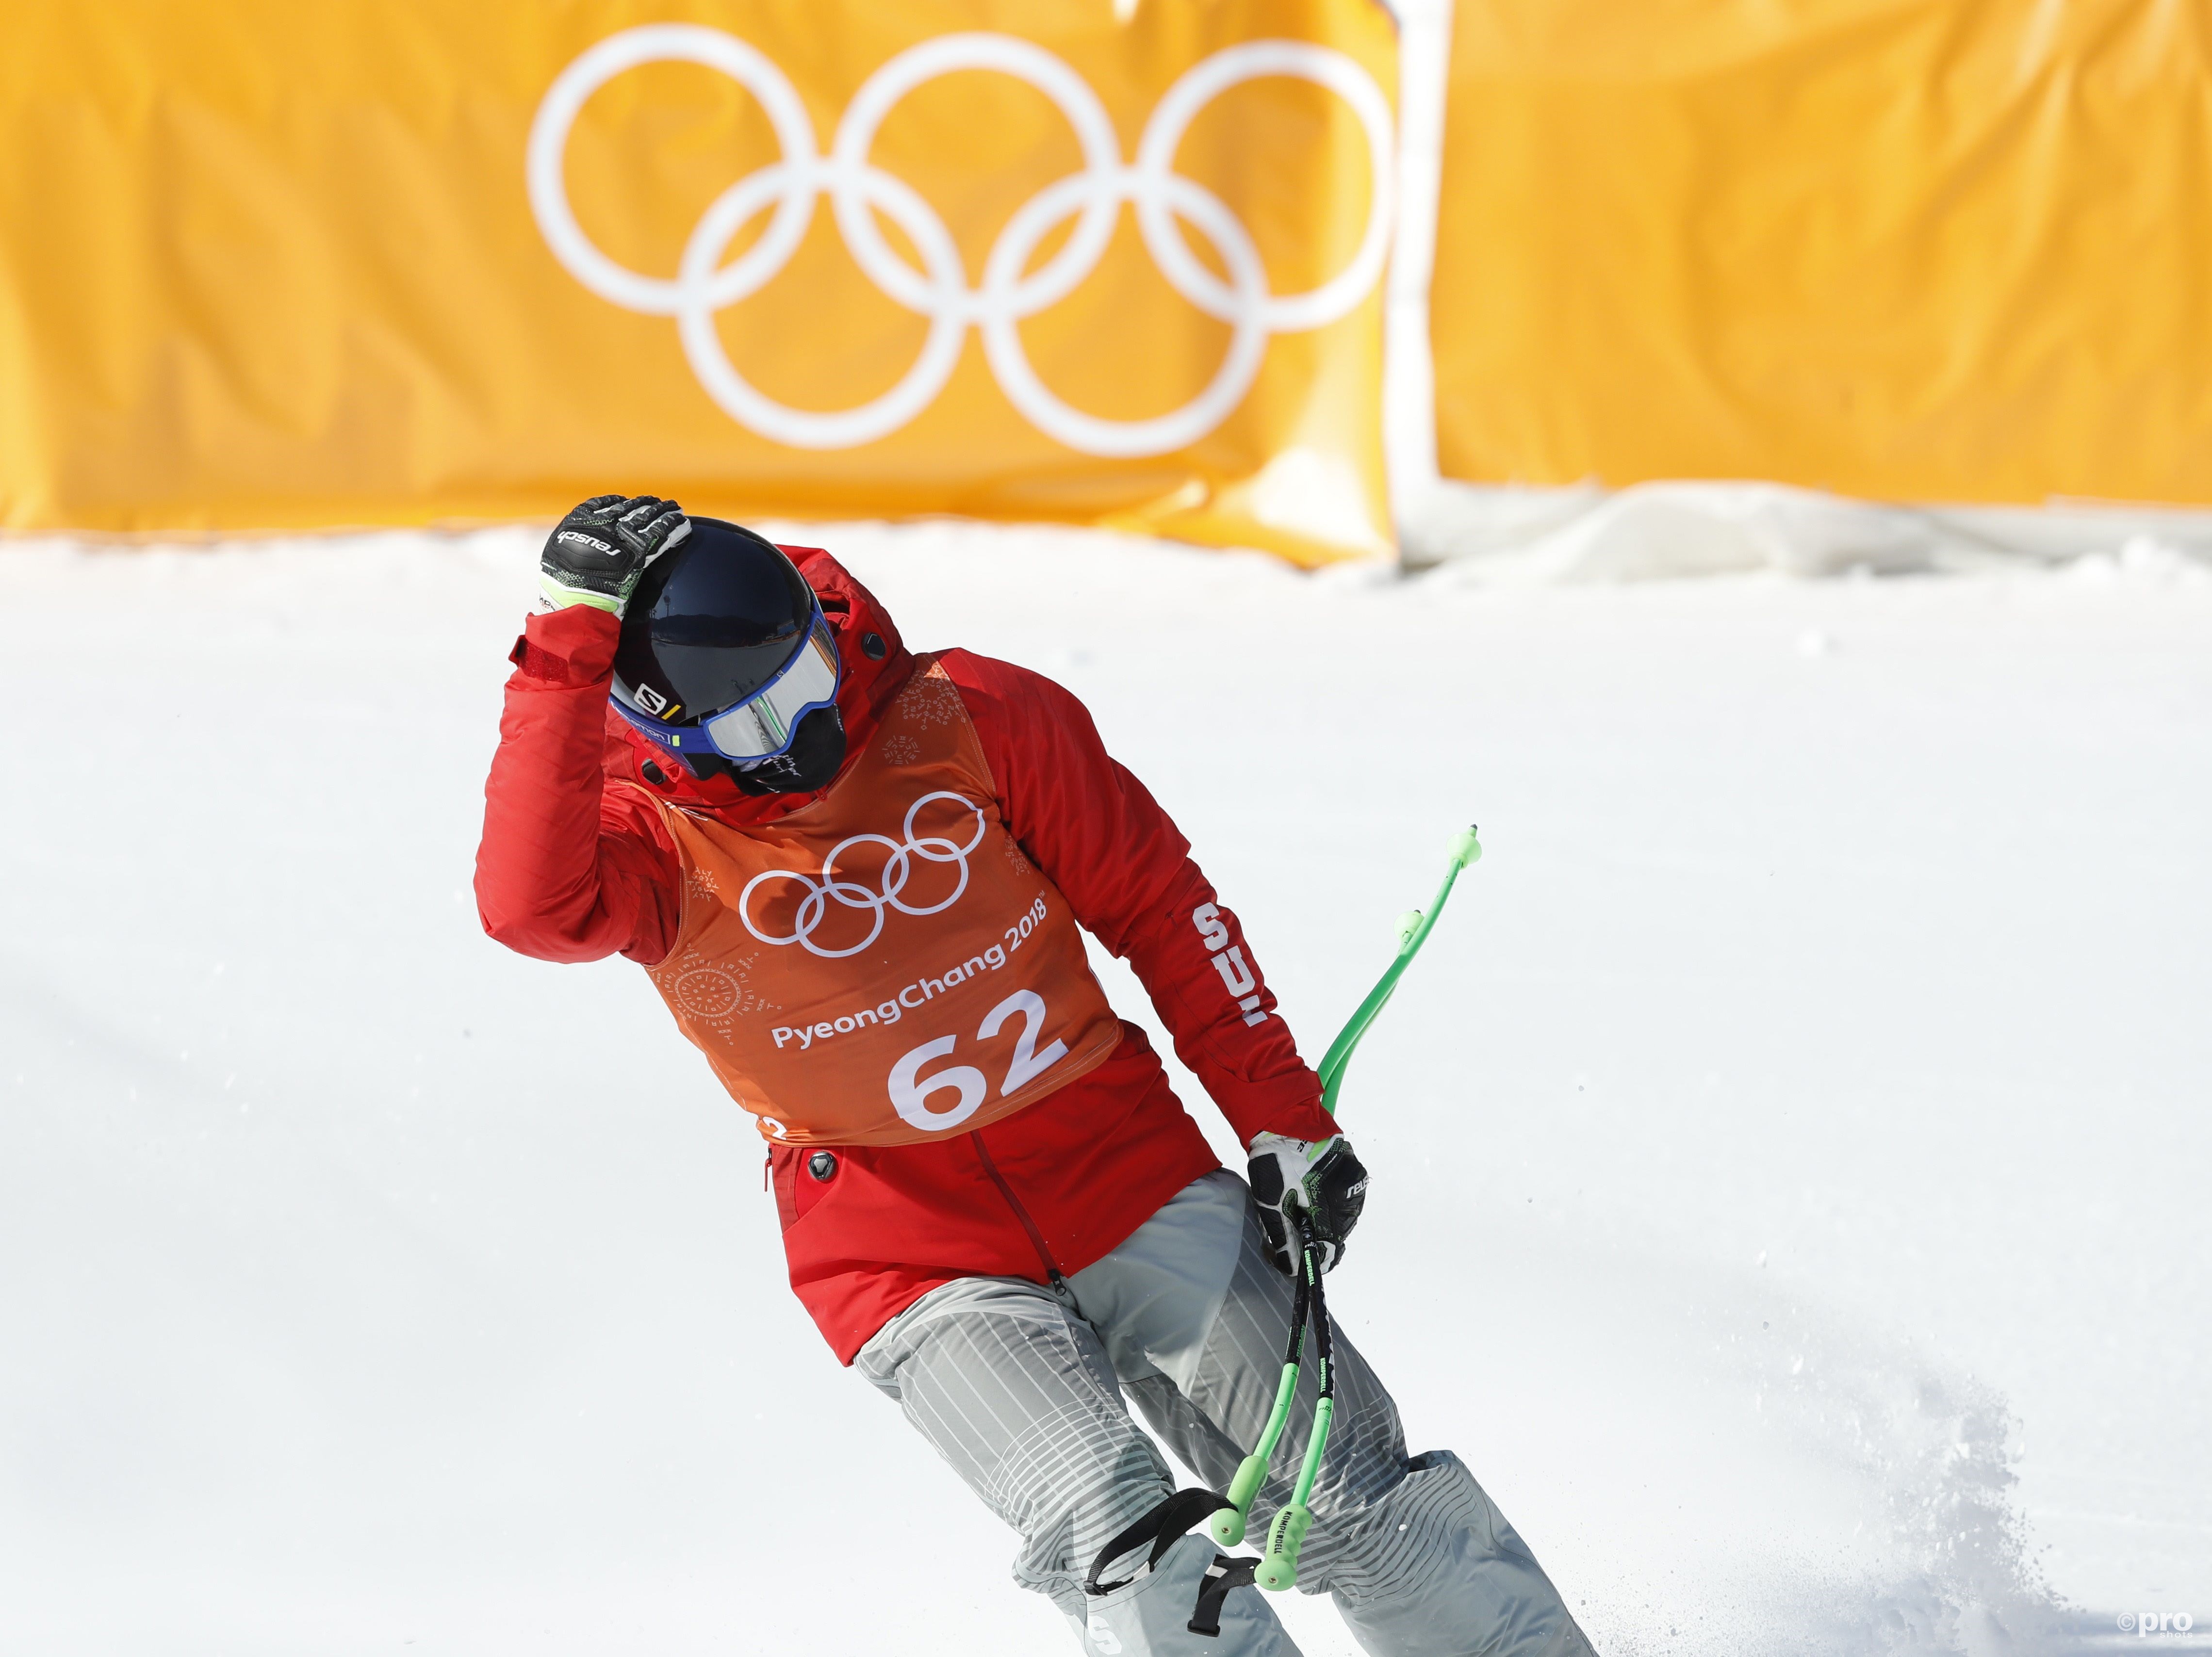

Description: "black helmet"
611 517 847 793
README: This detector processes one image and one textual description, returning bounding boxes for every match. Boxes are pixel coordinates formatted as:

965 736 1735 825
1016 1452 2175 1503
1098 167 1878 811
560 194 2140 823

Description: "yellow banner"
1431 0 2212 506
0 0 1395 563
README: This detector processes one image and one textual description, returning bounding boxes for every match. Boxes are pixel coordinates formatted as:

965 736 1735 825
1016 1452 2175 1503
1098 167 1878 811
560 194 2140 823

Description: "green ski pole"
1206 1232 1313 1548
1207 825 1483 1578
1316 824 1483 1115
1257 1228 1333 1591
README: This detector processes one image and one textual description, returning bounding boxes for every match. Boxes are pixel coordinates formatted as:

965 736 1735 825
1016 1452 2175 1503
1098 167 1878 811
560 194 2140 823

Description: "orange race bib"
644 656 1123 1146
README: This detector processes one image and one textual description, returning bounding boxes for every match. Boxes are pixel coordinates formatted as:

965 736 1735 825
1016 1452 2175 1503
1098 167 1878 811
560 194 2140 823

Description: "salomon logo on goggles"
617 614 841 764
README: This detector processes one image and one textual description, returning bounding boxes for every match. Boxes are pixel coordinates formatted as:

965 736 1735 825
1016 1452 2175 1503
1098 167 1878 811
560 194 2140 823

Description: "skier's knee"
1013 1431 1183 1610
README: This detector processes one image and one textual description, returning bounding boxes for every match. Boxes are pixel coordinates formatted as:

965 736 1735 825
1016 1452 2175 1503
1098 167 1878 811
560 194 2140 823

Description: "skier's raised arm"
474 496 686 965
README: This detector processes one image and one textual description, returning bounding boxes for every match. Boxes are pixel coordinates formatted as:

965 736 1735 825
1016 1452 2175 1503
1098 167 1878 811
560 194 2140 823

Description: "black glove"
537 494 690 617
1246 1132 1368 1276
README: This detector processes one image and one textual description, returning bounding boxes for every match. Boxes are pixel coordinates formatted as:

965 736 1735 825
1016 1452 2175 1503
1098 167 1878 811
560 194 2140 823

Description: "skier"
475 495 1596 1657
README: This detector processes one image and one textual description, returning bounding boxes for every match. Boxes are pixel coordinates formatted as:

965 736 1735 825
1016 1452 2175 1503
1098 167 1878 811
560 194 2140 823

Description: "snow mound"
1401 480 2212 585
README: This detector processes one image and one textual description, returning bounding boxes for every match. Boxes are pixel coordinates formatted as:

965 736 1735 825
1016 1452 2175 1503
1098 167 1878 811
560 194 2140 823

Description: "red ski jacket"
475 550 1334 1361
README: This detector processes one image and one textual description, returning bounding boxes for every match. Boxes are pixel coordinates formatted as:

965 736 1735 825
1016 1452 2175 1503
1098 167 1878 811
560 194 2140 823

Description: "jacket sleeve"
941 650 1336 1148
474 605 682 966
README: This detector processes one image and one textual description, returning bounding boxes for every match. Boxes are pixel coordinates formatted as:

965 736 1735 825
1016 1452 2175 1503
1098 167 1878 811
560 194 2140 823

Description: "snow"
1397 480 2212 582
2 522 2207 1656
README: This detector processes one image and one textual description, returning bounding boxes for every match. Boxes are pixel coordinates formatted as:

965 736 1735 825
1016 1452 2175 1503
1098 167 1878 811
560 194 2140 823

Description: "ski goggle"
616 615 842 764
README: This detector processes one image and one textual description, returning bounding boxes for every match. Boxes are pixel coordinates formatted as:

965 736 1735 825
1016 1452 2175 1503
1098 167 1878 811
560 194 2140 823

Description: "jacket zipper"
970 1130 1070 1292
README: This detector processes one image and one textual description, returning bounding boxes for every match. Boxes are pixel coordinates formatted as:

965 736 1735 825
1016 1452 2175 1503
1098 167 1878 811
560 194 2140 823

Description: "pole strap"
1187 1554 1261 1637
1082 1487 1230 1596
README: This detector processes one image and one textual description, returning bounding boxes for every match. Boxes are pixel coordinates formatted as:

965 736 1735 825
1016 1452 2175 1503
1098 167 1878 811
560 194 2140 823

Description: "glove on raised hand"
537 494 690 617
1247 1132 1368 1276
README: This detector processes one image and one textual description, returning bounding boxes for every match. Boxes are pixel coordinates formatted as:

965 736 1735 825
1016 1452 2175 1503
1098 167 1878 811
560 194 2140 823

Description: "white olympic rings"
526 28 1393 456
738 792 989 959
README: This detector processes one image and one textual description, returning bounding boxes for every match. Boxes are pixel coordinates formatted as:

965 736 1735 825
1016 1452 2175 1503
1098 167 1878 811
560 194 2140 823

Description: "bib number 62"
888 989 1069 1133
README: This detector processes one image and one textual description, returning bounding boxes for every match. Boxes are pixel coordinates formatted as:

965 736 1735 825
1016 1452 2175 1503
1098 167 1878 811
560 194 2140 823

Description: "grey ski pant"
853 1170 1595 1657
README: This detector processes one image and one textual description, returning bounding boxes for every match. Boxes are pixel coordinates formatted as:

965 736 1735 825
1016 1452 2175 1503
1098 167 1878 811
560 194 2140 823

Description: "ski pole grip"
1209 1452 1269 1545
1226 1451 1269 1512
1258 1502 1312 1592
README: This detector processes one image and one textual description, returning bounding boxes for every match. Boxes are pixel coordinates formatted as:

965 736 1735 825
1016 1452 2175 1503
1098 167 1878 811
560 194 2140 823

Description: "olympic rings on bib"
526 28 1393 456
738 792 990 959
